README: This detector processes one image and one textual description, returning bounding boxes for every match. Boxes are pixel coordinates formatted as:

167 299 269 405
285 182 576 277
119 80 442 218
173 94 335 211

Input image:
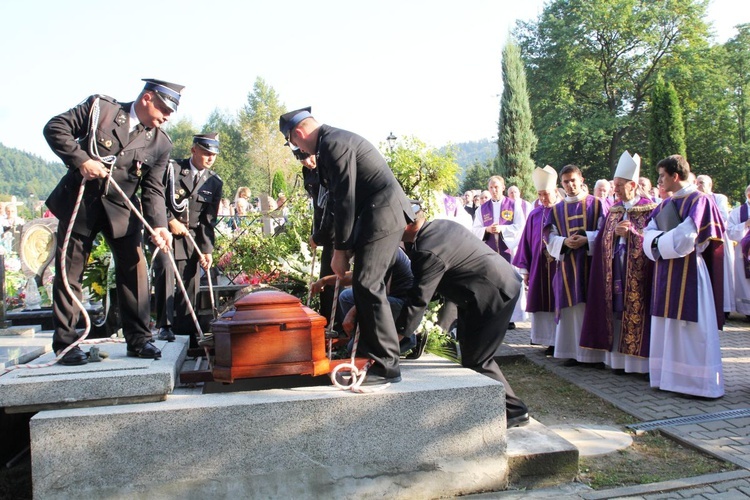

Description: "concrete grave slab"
0 337 187 412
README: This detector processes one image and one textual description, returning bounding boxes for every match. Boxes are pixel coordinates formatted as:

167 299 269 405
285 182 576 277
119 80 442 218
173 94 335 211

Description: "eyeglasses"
293 149 311 161
285 127 300 150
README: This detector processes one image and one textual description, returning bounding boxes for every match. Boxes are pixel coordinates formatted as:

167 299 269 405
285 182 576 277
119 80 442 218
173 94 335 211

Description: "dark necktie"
129 124 143 142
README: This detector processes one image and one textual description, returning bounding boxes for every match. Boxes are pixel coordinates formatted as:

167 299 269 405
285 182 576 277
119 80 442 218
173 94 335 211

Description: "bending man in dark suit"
153 133 223 347
399 210 529 428
43 79 182 365
280 107 414 383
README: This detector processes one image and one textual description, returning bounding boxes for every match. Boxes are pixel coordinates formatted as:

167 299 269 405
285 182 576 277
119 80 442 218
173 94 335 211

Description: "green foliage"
460 159 494 193
497 40 537 200
81 235 112 302
0 143 67 202
440 139 498 177
214 193 313 297
271 170 288 198
384 136 461 215
163 118 198 160
239 77 291 197
202 109 254 196
649 75 687 162
516 0 711 178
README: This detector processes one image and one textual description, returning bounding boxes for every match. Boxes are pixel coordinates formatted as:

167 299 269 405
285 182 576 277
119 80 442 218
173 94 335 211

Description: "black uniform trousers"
52 223 151 353
318 244 335 324
456 286 527 418
351 230 403 378
151 237 201 346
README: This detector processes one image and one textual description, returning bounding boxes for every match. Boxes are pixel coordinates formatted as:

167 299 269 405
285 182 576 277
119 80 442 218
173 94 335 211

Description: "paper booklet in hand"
655 201 682 232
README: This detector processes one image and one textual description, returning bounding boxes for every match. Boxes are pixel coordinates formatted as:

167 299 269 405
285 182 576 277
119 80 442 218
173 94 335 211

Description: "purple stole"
480 197 515 262
513 204 556 312
650 190 725 329
546 195 604 315
442 193 459 217
740 203 750 278
580 198 656 355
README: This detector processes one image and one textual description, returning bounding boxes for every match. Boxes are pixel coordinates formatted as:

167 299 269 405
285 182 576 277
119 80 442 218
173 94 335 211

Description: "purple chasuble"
479 197 516 262
580 198 656 355
649 190 725 328
513 204 557 312
544 195 605 316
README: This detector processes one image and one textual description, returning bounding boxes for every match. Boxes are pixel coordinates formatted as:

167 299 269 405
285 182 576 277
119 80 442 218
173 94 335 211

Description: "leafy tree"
460 159 494 193
203 109 252 197
497 39 537 200
164 118 198 159
239 77 289 197
515 0 711 179
725 24 750 181
649 75 687 162
383 136 460 216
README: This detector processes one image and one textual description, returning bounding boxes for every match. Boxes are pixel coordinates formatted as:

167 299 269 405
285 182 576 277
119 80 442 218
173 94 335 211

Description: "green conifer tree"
497 40 537 200
649 75 687 163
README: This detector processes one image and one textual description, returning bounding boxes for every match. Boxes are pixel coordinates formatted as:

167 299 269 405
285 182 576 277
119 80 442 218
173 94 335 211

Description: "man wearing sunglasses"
280 107 414 384
44 78 183 365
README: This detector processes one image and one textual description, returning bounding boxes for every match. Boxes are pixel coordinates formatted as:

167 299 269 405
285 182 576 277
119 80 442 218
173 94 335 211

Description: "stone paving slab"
0 337 187 412
548 425 632 457
0 327 50 369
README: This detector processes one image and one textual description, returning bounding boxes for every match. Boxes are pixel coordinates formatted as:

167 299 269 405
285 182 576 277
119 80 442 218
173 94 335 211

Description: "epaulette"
98 94 118 105
160 128 173 144
209 169 222 181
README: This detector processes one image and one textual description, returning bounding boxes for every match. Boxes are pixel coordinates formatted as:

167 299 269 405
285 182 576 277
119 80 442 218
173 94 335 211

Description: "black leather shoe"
544 345 555 356
507 412 530 429
508 322 516 330
360 374 402 386
157 328 175 342
58 346 88 366
127 341 161 359
405 332 429 360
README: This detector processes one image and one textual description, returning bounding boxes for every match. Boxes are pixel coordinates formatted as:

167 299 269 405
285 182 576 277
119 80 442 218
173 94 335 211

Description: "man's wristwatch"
651 234 662 249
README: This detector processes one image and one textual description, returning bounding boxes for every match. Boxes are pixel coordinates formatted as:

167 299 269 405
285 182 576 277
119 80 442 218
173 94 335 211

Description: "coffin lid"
233 288 301 310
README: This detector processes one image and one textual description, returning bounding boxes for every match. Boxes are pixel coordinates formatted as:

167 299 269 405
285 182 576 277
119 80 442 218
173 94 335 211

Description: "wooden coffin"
211 288 329 383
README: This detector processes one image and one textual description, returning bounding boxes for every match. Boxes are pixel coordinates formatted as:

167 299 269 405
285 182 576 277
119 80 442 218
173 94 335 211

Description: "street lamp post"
386 132 397 153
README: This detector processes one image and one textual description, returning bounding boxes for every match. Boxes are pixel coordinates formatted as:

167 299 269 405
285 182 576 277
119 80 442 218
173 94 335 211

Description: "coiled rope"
326 277 388 393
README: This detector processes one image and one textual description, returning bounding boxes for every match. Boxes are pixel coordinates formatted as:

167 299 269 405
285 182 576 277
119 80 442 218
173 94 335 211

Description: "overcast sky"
1 0 747 162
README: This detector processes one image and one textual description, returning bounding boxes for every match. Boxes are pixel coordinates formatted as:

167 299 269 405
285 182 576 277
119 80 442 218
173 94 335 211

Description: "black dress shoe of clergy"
127 341 162 359
507 322 516 330
58 346 88 366
157 328 175 342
